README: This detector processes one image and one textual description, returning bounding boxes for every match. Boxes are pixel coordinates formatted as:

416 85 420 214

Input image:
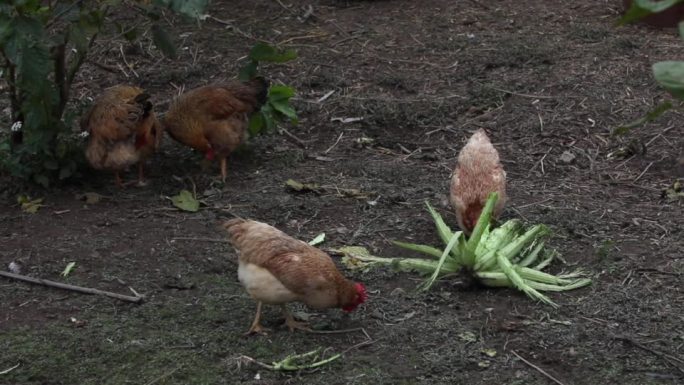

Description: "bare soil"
1 1 683 384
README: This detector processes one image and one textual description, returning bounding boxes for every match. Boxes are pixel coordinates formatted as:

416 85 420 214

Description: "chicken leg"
220 157 227 182
245 301 270 335
114 171 124 188
136 162 148 186
282 305 311 332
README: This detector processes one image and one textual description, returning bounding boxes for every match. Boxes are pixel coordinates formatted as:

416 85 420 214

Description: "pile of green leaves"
0 0 207 186
337 193 591 307
239 42 298 136
616 0 684 133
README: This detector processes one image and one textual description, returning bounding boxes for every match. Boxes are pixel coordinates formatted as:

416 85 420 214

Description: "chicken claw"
244 301 270 336
282 306 311 332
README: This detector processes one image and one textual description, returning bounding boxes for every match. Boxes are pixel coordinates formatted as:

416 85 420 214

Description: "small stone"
8 261 21 274
559 150 576 164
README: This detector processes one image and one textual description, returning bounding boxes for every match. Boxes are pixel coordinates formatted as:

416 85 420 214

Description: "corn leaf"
525 278 592 292
335 246 444 275
392 240 443 259
61 261 76 277
496 251 556 307
516 241 546 267
425 201 455 246
473 219 522 270
308 233 325 246
464 192 499 266
419 231 462 291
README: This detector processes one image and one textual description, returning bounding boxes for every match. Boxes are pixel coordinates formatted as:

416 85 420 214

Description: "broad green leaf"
612 100 673 135
248 112 264 136
43 159 58 170
151 24 177 58
69 24 89 54
653 61 684 99
33 174 50 187
271 100 297 120
262 105 276 131
154 0 209 18
171 190 199 212
17 194 44 213
61 261 76 277
238 60 258 81
249 42 297 63
58 164 74 180
619 0 684 25
269 85 295 101
308 233 325 246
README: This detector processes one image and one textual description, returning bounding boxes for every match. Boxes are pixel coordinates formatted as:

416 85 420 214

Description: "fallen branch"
511 350 566 385
0 271 144 304
0 363 20 375
614 335 684 374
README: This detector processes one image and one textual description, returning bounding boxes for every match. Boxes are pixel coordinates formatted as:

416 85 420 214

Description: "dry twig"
511 350 566 385
0 271 144 303
614 335 684 374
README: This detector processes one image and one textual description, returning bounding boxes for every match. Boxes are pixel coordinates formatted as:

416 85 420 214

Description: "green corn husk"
335 246 459 276
419 231 463 291
461 192 498 266
476 272 591 292
473 220 524 271
339 193 592 308
496 250 557 307
515 240 546 267
425 201 457 248
392 241 444 259
532 251 557 271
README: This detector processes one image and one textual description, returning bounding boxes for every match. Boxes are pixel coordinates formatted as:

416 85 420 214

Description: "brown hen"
223 218 367 335
449 129 507 234
81 85 162 187
163 78 269 181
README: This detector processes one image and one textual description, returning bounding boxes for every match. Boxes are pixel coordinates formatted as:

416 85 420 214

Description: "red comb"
355 283 368 303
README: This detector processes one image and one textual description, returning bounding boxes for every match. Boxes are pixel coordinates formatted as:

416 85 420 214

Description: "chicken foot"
113 163 148 188
114 171 124 188
282 305 312 332
245 301 270 335
135 162 148 186
220 157 227 182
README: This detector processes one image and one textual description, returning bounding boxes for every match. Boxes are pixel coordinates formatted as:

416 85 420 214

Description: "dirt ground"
1 0 683 384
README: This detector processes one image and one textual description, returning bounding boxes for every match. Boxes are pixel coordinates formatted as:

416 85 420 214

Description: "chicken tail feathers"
228 77 270 111
250 76 270 108
133 92 154 117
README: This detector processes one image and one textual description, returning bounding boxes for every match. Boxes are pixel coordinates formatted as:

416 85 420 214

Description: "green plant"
616 0 684 133
238 42 298 136
337 193 591 307
0 0 207 186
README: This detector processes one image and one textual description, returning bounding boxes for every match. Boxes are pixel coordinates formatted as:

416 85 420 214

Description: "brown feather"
82 85 162 172
223 218 360 310
163 78 269 158
449 129 507 234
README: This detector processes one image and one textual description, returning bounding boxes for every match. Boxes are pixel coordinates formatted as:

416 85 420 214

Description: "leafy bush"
617 0 684 132
0 0 207 186
239 42 299 136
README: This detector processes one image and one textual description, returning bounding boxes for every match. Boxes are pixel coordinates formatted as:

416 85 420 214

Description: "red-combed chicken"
81 85 162 187
223 218 367 335
162 77 269 181
449 129 507 235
